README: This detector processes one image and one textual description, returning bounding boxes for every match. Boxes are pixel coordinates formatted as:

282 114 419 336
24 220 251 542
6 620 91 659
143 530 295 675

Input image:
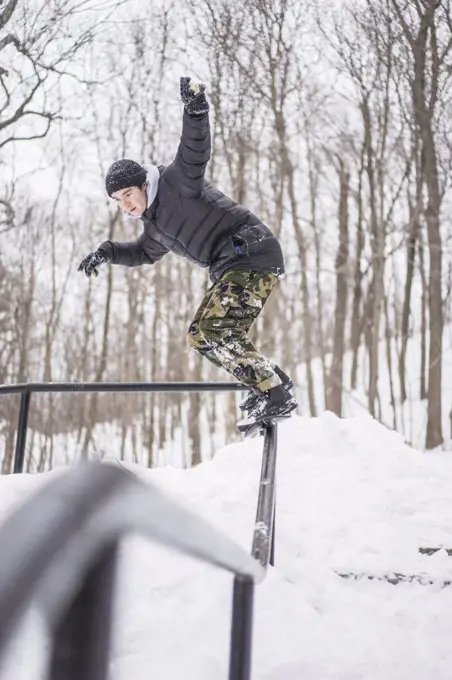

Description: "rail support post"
270 500 276 567
48 543 118 680
13 390 31 474
229 574 254 680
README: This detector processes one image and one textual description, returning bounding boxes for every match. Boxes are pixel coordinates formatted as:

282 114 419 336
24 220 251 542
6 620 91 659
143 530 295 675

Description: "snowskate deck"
237 415 291 439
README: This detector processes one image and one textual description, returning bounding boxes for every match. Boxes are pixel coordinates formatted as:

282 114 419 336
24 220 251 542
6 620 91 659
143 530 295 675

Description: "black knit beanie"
105 159 147 196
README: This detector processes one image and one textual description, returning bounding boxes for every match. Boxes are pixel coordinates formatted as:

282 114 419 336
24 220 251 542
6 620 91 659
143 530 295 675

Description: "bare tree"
350 140 366 390
389 0 452 448
0 0 125 149
398 135 423 404
326 157 349 416
327 0 416 422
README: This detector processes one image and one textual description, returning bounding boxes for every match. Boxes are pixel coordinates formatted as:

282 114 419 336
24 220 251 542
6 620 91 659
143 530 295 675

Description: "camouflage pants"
187 269 282 391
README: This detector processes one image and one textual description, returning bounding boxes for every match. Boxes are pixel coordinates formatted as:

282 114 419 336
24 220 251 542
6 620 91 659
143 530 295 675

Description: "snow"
2 413 452 679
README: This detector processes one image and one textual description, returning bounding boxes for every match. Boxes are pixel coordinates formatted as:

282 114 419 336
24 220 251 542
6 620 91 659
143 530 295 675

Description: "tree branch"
0 113 54 149
390 0 415 47
0 0 19 31
0 74 44 131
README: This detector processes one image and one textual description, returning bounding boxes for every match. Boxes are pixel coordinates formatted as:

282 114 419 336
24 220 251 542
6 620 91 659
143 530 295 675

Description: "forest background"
1 0 452 472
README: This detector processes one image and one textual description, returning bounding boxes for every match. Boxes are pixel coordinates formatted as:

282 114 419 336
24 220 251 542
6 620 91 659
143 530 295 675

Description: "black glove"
78 246 111 278
180 76 209 116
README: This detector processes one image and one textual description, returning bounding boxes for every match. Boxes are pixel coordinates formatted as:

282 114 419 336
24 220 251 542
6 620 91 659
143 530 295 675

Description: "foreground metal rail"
1 380 279 571
0 463 263 680
1 381 279 573
0 380 281 676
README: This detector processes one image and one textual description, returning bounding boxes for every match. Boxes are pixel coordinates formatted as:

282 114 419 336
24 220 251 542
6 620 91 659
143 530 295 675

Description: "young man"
78 77 297 425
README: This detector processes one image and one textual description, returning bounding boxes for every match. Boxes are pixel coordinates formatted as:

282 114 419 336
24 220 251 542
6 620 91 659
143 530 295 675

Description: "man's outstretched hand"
180 76 209 116
78 247 111 278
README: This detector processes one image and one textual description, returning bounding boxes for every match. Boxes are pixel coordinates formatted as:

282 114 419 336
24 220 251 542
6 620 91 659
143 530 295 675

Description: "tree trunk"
425 195 443 448
327 160 349 417
82 211 119 456
188 389 202 466
384 294 397 430
419 229 428 400
398 202 418 403
307 143 328 406
350 147 366 390
413 20 443 448
276 112 316 416
362 97 384 417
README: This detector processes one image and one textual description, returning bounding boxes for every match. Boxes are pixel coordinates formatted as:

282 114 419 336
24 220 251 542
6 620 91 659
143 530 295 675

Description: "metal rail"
1 380 279 573
2 380 279 572
0 380 244 474
0 380 246 395
0 463 263 680
0 379 281 677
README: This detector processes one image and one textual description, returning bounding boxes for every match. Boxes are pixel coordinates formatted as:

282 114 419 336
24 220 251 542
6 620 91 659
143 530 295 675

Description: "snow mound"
1 413 452 680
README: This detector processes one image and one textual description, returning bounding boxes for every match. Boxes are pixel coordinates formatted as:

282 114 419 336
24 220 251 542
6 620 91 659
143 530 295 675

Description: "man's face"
111 185 147 216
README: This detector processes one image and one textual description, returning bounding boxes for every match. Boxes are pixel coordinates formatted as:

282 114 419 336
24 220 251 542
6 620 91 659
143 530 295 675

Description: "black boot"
239 365 294 412
248 383 298 423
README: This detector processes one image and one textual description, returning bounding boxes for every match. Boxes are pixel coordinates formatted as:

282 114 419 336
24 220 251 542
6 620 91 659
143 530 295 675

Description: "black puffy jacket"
102 110 285 283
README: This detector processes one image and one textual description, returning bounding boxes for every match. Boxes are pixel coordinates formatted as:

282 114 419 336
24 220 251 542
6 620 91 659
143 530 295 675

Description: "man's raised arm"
173 77 211 198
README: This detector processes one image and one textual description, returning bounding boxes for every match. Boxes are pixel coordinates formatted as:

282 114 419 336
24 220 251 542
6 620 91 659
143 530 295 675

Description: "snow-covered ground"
1 412 452 679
